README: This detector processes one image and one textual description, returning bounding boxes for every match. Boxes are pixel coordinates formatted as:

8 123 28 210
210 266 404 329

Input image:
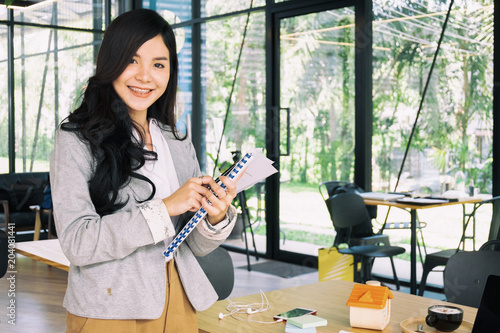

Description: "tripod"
231 151 259 271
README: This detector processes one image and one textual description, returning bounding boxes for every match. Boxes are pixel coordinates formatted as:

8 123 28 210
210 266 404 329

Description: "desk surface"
364 197 482 210
16 239 69 271
198 279 477 333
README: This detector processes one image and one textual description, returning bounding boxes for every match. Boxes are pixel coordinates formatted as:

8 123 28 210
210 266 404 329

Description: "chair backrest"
196 246 234 300
325 193 375 245
444 242 500 307
319 181 350 201
488 196 500 242
319 180 377 219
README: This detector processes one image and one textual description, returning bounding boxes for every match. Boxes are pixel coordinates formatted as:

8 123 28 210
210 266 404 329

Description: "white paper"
234 148 278 193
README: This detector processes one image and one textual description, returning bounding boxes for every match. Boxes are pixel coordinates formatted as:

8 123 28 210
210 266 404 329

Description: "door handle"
280 107 290 157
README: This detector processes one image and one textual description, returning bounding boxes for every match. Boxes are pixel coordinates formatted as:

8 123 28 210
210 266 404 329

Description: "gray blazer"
50 128 236 319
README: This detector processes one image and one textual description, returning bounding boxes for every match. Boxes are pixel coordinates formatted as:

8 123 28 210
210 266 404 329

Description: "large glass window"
205 0 264 17
277 7 355 255
0 0 111 173
13 0 107 30
143 0 192 21
372 0 494 254
14 25 95 172
0 24 8 173
203 12 267 252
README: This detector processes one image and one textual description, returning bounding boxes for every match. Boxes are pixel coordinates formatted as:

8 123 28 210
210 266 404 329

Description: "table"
198 279 477 332
364 197 482 295
16 239 69 271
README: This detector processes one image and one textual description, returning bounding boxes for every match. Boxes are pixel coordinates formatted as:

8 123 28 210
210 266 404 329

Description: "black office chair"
325 193 406 288
380 211 428 266
443 240 500 307
320 180 427 266
319 181 389 247
196 246 235 300
319 181 425 253
418 196 500 296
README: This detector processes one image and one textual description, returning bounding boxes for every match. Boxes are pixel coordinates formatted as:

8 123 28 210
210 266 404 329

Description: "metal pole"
7 9 15 173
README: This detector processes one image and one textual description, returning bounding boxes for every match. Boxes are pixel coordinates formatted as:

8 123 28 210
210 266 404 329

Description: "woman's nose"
136 65 152 82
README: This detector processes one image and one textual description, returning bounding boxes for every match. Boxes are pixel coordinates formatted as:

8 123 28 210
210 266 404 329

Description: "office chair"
196 246 235 300
443 240 500 307
319 180 426 253
319 181 388 246
418 196 500 296
325 193 406 288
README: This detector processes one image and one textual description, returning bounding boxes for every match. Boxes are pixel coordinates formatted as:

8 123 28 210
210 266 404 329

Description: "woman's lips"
128 86 153 97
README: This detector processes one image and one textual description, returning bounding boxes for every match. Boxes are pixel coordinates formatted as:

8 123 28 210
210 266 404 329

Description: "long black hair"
61 9 181 216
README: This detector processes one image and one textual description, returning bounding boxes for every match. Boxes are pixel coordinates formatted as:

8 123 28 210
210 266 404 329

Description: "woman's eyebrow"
132 54 168 61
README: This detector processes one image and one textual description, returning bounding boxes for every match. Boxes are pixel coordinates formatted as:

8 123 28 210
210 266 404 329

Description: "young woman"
50 9 238 332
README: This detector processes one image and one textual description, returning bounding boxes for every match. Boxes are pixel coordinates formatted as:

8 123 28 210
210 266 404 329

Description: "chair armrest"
29 205 42 241
43 209 56 239
0 200 9 231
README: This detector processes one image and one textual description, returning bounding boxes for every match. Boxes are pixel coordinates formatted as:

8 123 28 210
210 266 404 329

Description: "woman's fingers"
163 177 210 216
163 175 238 223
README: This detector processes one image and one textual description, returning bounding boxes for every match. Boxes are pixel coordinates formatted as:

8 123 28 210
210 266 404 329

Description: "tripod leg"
242 211 252 271
238 192 252 271
244 205 259 261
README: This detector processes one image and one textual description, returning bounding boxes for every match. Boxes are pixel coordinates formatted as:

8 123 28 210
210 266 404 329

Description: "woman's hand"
162 177 210 216
199 175 238 225
162 175 237 225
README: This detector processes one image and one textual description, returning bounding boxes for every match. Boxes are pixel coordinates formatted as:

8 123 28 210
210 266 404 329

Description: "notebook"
359 192 406 201
471 274 500 332
163 149 277 258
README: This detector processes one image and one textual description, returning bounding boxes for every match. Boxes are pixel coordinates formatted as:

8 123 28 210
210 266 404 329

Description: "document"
234 148 277 193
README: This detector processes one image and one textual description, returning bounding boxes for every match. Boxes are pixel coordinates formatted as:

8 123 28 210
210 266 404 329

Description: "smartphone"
273 307 317 321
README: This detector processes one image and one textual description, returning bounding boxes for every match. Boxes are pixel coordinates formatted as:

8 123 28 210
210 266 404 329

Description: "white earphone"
218 312 229 320
217 290 284 324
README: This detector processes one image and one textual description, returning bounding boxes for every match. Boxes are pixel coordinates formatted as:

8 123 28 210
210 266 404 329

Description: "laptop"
358 192 406 201
471 274 500 332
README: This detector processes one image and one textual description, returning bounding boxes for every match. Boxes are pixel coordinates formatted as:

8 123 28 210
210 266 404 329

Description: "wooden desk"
198 279 477 333
16 239 69 271
364 197 482 295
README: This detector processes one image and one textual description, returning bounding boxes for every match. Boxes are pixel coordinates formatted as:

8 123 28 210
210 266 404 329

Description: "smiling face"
112 34 170 122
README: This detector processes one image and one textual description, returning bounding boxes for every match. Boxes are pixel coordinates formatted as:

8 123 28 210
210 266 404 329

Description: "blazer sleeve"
50 130 159 267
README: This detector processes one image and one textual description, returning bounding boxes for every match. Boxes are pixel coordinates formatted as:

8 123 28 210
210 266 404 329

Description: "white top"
136 119 180 256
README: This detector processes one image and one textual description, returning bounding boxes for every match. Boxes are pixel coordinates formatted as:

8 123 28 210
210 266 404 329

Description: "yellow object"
318 247 354 282
358 291 373 303
346 284 393 309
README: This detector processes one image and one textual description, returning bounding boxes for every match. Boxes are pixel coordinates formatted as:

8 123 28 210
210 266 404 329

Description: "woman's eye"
130 58 137 64
154 63 165 69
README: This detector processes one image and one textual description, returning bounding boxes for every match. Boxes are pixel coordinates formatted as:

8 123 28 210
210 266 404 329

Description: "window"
372 0 494 249
1 0 111 172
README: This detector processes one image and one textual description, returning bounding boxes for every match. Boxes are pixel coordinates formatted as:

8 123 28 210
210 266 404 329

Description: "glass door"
272 5 356 258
